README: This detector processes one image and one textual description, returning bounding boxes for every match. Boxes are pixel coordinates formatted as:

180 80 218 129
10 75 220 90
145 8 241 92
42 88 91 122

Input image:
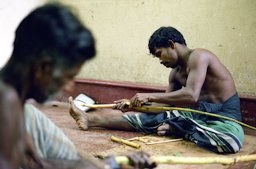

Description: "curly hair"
148 26 186 55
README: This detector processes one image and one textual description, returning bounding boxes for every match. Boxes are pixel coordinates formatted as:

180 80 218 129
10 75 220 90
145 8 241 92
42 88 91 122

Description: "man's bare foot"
69 96 89 130
157 123 175 136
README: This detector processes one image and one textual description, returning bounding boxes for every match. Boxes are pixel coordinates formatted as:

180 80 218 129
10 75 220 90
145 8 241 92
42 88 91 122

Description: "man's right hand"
113 99 132 112
105 151 157 169
124 151 157 169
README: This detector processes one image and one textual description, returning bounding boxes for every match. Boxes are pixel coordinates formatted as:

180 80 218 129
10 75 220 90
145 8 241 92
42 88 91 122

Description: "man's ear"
168 40 175 49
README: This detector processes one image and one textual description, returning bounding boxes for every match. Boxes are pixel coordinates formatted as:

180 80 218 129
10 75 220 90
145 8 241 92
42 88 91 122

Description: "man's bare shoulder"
188 48 222 67
190 48 218 59
0 81 20 106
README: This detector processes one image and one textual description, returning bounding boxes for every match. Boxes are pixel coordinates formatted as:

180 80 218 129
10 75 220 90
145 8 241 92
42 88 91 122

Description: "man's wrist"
148 96 157 102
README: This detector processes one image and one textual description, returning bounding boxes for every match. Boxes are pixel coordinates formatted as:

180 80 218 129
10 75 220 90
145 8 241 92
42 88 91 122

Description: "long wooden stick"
145 138 183 145
115 154 256 165
127 136 183 144
81 103 256 131
82 103 116 108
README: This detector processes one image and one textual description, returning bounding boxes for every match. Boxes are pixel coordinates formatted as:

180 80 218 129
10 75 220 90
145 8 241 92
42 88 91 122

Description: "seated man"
0 3 156 169
70 26 244 154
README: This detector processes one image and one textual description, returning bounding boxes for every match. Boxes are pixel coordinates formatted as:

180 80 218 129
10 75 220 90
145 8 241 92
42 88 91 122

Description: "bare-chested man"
70 26 244 154
0 3 156 169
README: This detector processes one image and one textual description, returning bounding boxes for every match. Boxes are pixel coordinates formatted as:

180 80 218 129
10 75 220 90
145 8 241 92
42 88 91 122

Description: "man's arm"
130 52 209 107
0 89 25 169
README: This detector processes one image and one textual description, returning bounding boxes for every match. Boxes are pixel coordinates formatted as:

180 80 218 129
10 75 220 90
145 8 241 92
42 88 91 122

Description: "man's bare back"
172 48 237 104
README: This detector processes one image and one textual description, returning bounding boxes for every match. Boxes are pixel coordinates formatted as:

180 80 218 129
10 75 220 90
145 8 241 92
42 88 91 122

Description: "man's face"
28 63 82 103
154 47 178 68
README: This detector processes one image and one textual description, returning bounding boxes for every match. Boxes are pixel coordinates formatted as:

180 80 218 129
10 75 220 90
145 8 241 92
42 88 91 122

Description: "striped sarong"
123 94 244 154
24 104 78 160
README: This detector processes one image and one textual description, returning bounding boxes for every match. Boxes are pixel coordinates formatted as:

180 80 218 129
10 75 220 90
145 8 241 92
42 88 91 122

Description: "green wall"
60 0 256 95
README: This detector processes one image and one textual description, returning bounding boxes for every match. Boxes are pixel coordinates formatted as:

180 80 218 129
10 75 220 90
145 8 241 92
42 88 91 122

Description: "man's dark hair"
148 26 186 55
12 3 96 66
